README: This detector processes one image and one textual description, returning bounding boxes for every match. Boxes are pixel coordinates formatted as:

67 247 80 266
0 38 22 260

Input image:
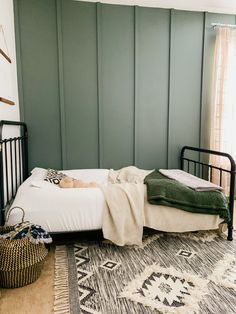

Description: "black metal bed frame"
0 120 28 225
181 146 235 241
0 120 235 240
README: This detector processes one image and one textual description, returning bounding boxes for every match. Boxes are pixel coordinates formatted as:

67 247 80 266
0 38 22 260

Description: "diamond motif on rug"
100 259 121 271
176 249 196 259
120 264 208 313
210 253 236 291
138 272 192 306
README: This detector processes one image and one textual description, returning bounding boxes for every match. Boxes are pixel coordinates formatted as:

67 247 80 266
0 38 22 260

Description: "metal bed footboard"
0 120 28 225
180 146 235 241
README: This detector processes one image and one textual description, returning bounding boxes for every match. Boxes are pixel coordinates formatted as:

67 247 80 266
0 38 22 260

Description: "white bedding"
8 168 223 233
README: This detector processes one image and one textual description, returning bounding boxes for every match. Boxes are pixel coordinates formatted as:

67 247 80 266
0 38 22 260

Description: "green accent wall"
14 0 236 170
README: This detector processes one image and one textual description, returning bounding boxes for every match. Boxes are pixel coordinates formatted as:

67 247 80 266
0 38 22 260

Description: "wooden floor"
0 207 236 314
0 249 55 314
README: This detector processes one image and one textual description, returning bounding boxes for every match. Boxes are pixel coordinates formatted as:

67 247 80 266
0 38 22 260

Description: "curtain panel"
210 27 236 194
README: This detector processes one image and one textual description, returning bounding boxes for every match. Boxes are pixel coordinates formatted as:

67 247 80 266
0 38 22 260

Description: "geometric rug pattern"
54 230 236 314
120 264 208 314
209 253 236 291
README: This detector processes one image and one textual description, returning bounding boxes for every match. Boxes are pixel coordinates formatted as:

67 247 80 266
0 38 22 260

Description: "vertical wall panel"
99 4 134 169
135 7 169 169
61 0 99 169
168 10 204 168
16 0 61 170
201 13 235 149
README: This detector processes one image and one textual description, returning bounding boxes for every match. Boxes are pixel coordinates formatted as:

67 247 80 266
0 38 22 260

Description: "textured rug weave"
54 231 236 314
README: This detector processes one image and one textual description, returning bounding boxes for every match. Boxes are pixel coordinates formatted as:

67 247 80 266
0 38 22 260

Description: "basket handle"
5 206 25 224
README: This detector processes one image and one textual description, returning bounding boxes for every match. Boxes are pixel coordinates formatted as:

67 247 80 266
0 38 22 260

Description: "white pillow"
30 167 47 180
30 168 109 185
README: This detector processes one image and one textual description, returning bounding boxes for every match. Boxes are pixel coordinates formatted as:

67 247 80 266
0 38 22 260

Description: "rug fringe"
54 245 70 314
169 230 219 243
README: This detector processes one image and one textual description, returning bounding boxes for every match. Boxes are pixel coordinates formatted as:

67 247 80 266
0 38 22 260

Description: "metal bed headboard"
0 120 28 225
181 146 235 241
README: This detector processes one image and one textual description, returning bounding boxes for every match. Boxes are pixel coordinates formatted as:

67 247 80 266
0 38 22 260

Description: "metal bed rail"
180 146 236 241
0 120 28 225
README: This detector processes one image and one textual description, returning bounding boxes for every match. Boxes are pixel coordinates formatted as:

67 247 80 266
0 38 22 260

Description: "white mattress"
8 168 223 233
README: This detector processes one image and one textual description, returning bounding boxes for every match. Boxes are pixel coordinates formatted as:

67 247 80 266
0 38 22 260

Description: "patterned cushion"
44 169 67 185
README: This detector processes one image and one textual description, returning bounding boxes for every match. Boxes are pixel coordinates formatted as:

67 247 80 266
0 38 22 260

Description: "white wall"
0 0 20 136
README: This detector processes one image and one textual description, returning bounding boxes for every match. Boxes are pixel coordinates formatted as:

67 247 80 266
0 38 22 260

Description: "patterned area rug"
53 230 236 314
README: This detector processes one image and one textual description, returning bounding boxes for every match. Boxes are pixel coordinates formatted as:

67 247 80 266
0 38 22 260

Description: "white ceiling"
75 0 236 15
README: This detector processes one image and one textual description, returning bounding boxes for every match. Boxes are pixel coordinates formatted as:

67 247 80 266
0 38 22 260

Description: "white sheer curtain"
210 27 236 193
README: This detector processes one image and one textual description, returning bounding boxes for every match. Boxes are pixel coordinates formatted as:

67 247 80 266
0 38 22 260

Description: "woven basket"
0 207 48 288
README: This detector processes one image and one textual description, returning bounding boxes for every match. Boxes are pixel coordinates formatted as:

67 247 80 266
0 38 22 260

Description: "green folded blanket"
144 170 230 222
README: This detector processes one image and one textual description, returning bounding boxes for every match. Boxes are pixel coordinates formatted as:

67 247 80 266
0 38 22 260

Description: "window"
210 26 236 192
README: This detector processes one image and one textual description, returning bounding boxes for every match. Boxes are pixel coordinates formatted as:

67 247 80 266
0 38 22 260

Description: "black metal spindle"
19 138 22 184
219 169 222 186
0 141 4 221
9 139 14 201
14 138 17 196
21 132 28 180
4 141 9 204
209 166 213 182
17 139 19 185
22 137 28 180
201 163 204 179
194 161 197 176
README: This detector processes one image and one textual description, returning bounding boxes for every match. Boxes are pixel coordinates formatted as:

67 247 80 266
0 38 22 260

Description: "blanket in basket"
0 221 52 244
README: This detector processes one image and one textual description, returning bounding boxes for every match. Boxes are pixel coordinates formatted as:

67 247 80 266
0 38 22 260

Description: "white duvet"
8 167 224 233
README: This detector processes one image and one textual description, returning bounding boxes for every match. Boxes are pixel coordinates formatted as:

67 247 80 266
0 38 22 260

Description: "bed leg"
45 243 51 251
0 210 4 226
227 224 233 241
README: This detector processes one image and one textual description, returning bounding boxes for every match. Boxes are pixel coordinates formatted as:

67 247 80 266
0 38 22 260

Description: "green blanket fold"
144 170 230 222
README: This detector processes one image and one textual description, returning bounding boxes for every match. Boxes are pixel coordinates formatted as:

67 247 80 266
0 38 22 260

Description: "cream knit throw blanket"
101 167 152 246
